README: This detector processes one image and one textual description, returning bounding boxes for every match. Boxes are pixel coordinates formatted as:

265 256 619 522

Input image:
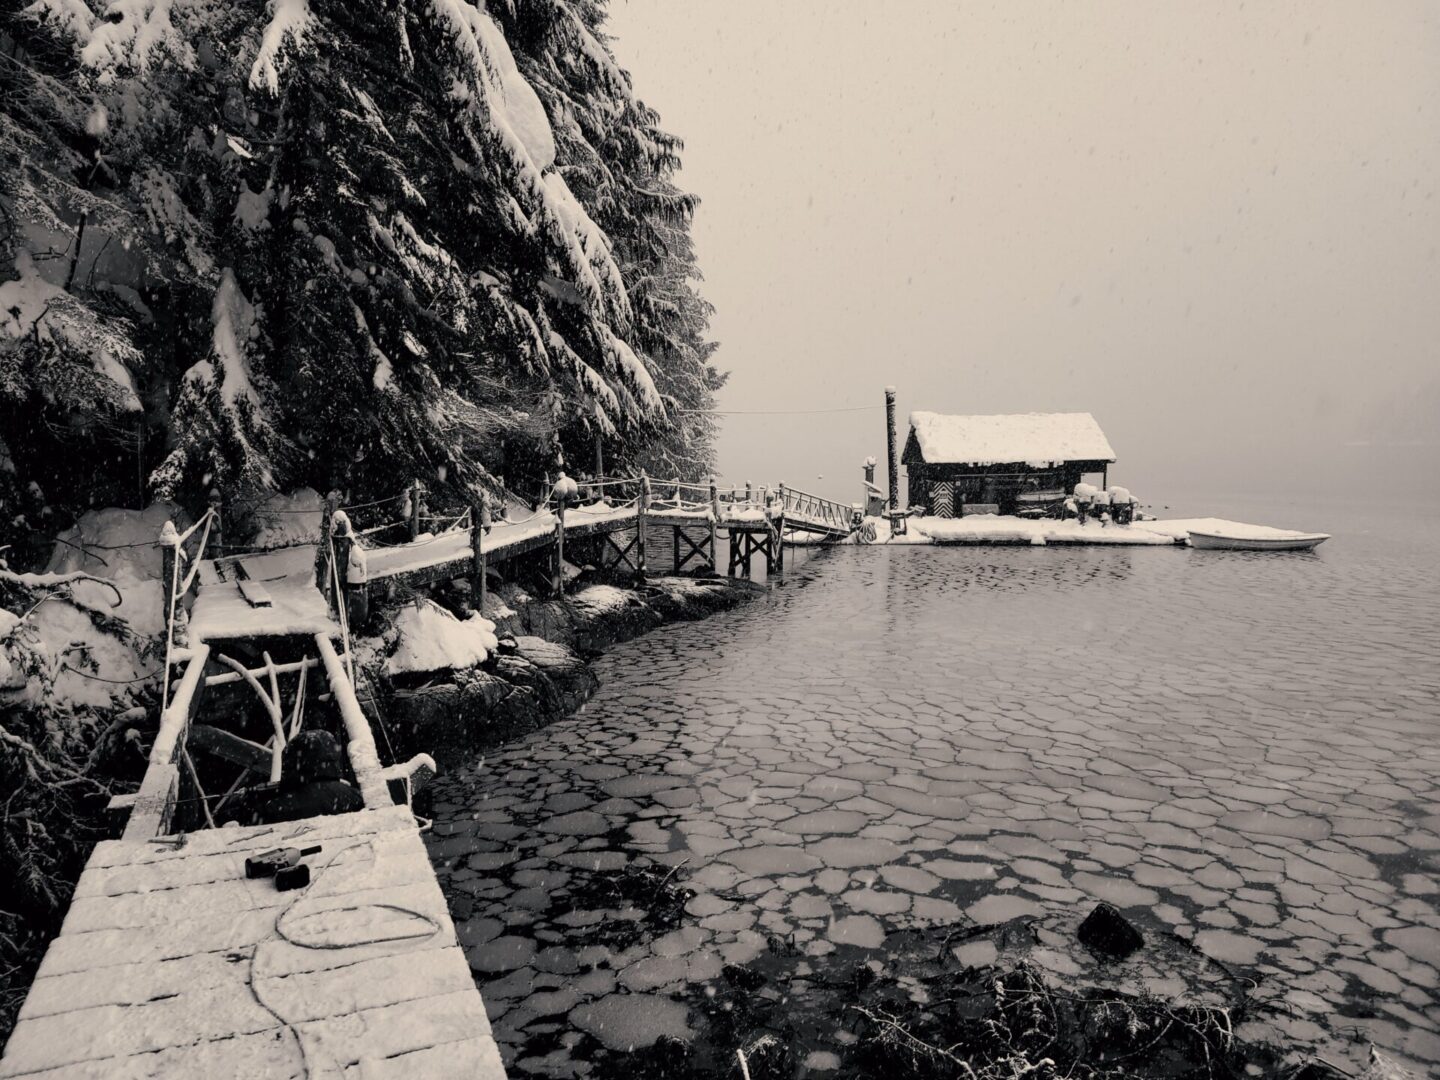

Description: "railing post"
636 471 650 583
708 476 719 574
409 479 425 541
773 484 785 575
554 501 565 596
157 520 180 708
745 481 753 507
470 498 489 614
331 510 353 619
207 488 223 561
315 490 339 591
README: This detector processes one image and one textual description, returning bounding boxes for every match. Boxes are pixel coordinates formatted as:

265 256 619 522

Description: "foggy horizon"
607 1 1440 506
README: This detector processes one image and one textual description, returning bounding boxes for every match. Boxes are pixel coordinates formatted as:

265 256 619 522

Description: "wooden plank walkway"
0 806 503 1080
354 480 857 591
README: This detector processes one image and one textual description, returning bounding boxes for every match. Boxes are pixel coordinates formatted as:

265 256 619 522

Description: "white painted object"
1188 530 1330 551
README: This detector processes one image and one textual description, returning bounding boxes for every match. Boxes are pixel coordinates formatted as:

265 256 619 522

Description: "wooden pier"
348 473 859 600
0 806 500 1079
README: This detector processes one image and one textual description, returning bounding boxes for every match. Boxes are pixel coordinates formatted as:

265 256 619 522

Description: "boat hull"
1188 531 1329 551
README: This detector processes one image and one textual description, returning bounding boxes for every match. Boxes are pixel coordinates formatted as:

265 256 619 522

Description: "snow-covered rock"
385 599 497 677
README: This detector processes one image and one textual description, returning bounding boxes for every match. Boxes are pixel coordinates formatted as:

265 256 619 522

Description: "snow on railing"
158 506 220 711
777 484 856 534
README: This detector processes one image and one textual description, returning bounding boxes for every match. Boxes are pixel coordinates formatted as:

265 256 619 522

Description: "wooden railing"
777 484 858 535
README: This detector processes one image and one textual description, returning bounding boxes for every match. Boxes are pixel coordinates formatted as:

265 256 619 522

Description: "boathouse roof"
906 411 1115 468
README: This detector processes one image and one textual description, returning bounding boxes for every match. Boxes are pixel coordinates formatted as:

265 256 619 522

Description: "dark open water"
428 492 1440 1075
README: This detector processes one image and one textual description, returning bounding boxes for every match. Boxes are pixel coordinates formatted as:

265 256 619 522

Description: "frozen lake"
428 493 1440 1076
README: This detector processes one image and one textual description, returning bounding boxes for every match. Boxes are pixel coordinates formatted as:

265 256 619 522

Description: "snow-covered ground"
383 599 498 676
862 514 1319 547
2 503 178 711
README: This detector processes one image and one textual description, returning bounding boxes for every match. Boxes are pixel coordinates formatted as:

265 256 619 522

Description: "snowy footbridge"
359 473 859 596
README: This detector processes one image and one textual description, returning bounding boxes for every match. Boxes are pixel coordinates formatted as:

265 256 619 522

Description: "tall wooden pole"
885 385 904 536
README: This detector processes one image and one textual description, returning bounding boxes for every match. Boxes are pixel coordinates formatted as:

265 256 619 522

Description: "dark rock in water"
1077 902 1144 960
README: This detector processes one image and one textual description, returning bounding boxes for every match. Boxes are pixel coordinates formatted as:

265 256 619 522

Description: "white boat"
1187 530 1329 551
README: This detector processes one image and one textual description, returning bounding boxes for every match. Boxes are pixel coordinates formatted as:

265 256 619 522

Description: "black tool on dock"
245 845 321 884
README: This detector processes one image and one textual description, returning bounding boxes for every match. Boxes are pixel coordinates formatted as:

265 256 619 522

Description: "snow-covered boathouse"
902 411 1116 517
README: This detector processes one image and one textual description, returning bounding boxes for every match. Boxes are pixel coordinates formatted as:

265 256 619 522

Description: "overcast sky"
605 1 1440 503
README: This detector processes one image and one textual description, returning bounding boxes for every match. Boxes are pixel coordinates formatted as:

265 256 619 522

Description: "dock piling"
470 498 489 613
709 477 720 574
636 472 650 583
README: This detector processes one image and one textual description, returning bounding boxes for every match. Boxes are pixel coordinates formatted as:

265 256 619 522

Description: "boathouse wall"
901 419 1114 517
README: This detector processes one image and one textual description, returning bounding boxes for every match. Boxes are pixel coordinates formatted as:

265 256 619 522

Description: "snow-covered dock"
872 515 1322 547
0 806 504 1079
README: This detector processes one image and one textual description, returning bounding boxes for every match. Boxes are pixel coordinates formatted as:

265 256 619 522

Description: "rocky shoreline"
375 576 761 768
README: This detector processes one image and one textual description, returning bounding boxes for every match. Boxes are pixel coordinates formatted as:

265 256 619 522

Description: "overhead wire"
679 404 883 416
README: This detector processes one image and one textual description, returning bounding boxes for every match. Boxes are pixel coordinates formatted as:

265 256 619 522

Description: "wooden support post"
409 479 425 540
207 488 223 560
595 437 604 484
553 501 566 596
313 634 387 808
331 510 353 618
774 484 787 576
636 472 650 583
471 498 489 614
708 477 719 574
315 490 339 591
158 525 178 628
672 525 680 575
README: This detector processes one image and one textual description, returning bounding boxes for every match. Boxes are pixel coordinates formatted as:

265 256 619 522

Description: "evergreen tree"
0 0 717 550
